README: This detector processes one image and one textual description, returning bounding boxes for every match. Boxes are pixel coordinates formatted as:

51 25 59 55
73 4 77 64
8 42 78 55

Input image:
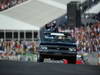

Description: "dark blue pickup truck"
38 32 77 64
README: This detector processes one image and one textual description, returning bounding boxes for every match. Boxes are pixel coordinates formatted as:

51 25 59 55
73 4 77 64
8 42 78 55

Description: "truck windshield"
43 32 75 43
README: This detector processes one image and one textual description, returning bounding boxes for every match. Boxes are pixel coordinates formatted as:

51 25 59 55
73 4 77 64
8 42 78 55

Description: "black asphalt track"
0 60 100 75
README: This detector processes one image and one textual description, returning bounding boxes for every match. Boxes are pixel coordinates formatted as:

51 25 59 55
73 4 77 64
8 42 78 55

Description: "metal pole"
24 30 26 41
18 31 20 41
12 30 14 41
32 30 34 41
4 30 6 41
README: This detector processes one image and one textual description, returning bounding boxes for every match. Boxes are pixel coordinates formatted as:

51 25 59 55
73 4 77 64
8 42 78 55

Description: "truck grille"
47 47 68 50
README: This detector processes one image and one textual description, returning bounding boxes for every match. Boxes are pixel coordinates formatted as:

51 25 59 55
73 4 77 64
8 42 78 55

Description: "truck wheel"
38 55 44 62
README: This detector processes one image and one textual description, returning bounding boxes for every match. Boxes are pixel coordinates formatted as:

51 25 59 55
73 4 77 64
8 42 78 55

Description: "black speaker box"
67 1 81 28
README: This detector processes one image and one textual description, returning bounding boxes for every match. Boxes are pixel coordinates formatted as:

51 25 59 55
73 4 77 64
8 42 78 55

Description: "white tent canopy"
0 0 86 28
85 2 100 14
0 14 40 31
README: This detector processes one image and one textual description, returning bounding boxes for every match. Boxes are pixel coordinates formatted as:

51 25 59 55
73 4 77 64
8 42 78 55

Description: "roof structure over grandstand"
0 0 86 29
0 14 39 31
85 2 100 14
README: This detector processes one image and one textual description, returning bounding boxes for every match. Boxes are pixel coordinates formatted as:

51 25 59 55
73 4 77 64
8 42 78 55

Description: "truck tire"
38 54 44 62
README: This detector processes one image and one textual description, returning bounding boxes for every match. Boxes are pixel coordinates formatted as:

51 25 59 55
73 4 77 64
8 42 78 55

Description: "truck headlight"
77 55 82 58
41 46 48 50
69 48 76 51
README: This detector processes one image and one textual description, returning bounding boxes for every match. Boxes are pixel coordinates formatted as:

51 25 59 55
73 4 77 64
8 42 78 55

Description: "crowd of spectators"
73 22 100 53
71 22 100 53
0 40 36 56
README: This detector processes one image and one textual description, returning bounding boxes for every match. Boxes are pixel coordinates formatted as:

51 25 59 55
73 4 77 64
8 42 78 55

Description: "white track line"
38 0 66 10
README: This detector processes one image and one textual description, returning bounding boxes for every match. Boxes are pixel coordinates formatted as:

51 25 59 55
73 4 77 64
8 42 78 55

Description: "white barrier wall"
0 54 38 62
